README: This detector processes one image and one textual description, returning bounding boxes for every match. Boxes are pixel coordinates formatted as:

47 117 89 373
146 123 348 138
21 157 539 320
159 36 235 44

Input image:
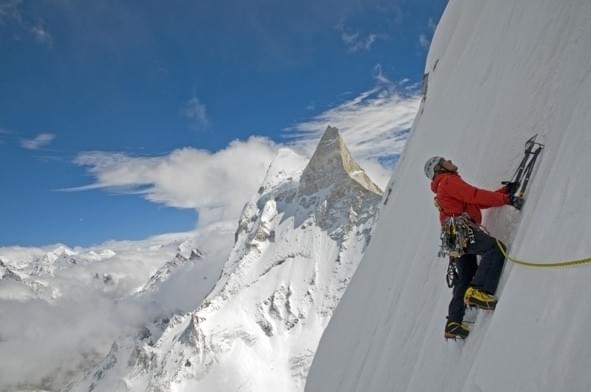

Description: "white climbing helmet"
424 156 444 179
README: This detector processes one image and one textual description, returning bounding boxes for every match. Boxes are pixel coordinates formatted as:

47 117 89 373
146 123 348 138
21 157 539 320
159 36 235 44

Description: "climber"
424 156 523 340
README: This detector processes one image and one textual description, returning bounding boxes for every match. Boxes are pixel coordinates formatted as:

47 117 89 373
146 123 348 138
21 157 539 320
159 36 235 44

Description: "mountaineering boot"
464 287 497 310
444 320 470 340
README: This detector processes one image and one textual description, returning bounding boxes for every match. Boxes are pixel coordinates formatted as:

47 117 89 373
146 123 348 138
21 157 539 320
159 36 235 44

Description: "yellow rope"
496 239 591 268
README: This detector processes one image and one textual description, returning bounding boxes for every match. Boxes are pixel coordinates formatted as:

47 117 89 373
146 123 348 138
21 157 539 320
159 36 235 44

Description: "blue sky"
0 0 446 246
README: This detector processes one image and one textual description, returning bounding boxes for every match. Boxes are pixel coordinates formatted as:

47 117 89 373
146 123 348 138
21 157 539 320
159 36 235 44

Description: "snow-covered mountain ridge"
136 248 205 295
67 126 383 391
0 236 205 300
306 1 591 391
0 233 226 392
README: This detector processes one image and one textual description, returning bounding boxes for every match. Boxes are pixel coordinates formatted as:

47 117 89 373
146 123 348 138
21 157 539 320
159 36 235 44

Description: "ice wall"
306 1 591 391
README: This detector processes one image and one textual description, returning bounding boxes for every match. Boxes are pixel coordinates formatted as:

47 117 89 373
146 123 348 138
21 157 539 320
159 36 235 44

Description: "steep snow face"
307 1 591 392
69 127 382 392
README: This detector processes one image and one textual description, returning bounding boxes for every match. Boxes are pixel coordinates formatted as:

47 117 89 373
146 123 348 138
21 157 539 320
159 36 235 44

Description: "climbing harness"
496 239 591 268
438 214 476 258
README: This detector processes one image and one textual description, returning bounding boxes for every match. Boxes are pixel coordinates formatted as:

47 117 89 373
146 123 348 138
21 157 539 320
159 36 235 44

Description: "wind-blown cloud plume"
0 1 52 46
20 133 56 150
182 97 209 129
0 0 22 24
419 33 430 49
287 82 421 187
30 21 53 46
419 17 438 50
68 137 278 225
336 22 386 53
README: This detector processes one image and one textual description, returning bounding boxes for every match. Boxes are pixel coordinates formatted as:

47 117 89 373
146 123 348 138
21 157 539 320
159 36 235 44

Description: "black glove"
508 195 524 210
502 181 520 195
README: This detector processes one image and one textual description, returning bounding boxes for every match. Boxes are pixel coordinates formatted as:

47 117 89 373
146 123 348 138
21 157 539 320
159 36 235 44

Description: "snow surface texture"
0 230 231 392
306 1 591 392
65 127 382 392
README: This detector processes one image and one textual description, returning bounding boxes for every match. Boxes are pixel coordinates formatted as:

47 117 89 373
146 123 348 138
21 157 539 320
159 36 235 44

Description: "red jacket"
431 172 509 225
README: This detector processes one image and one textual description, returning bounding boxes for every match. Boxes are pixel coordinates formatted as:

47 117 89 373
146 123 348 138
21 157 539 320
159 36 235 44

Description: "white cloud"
0 290 140 389
419 33 430 49
356 158 392 191
285 78 421 189
0 1 52 46
419 17 438 51
67 137 278 225
373 64 392 85
182 97 209 128
20 133 55 150
0 0 22 24
428 17 437 31
287 87 421 163
31 22 53 46
336 22 385 53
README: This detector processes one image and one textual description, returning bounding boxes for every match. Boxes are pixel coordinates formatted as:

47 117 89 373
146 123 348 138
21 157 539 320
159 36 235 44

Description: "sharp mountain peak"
300 126 383 195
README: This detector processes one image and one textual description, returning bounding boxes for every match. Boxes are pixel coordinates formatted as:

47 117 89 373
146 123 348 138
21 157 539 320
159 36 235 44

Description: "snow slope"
306 1 591 391
66 127 382 392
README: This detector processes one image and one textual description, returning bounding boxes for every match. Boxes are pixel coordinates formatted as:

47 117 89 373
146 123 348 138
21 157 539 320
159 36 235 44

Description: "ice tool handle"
502 134 544 198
